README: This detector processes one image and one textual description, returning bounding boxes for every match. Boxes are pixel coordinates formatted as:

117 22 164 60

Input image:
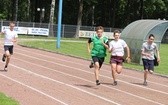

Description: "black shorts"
92 56 105 68
142 58 154 71
4 45 14 55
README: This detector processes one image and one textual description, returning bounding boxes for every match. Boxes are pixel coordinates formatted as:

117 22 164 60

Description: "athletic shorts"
142 58 154 71
110 56 124 65
92 56 105 68
4 45 14 55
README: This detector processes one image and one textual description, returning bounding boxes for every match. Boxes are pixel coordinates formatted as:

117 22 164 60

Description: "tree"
49 0 56 37
75 0 98 37
15 0 19 21
139 0 144 19
27 0 31 21
1 0 168 28
75 0 83 38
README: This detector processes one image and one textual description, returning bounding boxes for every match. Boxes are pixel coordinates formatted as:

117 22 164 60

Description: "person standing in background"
87 26 109 85
0 21 18 71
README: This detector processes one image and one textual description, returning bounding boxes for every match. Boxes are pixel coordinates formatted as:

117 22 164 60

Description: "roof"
121 19 168 63
121 19 168 41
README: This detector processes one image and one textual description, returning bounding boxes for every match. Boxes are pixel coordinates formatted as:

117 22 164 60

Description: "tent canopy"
121 19 168 63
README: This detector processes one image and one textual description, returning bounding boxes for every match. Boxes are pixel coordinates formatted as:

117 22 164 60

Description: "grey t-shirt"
141 42 157 60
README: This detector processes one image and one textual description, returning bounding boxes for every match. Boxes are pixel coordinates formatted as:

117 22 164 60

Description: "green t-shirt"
91 36 108 58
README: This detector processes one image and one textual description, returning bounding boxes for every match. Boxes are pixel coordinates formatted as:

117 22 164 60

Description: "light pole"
37 8 45 23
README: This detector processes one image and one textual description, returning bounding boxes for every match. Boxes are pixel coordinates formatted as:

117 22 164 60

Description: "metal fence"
0 20 121 38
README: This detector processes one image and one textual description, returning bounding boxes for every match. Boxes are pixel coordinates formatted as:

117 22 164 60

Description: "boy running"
87 26 109 85
0 21 18 71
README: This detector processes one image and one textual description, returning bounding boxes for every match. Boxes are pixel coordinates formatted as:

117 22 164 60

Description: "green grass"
18 38 168 76
0 93 19 105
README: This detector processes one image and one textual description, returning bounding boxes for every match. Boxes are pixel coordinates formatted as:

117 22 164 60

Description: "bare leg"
143 70 148 86
94 62 100 85
4 51 11 71
116 65 123 74
6 55 11 66
111 63 117 85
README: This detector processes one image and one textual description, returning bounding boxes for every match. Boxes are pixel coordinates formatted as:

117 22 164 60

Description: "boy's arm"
102 41 109 49
12 37 17 42
0 32 4 35
156 50 160 62
156 45 160 62
126 46 130 59
125 46 131 63
101 37 109 49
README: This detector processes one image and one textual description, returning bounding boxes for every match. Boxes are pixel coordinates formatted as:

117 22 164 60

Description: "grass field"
18 37 168 76
0 93 19 105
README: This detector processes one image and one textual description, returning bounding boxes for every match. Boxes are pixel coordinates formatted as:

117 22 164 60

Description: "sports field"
0 38 167 105
19 37 168 75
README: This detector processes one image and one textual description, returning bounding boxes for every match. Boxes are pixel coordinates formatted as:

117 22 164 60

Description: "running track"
0 44 167 105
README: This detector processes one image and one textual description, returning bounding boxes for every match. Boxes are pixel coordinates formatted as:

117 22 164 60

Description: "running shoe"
4 65 8 71
149 70 153 74
96 80 100 85
89 61 94 68
143 81 147 86
113 81 117 86
2 54 6 62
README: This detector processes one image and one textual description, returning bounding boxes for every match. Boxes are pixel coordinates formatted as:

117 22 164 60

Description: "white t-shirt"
109 39 127 56
3 29 18 46
141 42 157 60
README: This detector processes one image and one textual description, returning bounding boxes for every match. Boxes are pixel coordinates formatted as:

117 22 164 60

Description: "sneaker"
143 81 147 86
2 54 6 62
149 70 153 74
4 65 8 71
96 80 100 85
89 62 94 68
113 81 117 86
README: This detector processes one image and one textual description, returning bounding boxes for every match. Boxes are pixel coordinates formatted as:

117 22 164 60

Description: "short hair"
95 26 104 31
148 34 155 39
9 21 15 25
113 30 120 35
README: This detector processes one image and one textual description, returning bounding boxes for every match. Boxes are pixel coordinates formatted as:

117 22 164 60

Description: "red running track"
0 44 167 105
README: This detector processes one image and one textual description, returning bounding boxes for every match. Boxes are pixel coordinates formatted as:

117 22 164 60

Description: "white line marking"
16 47 168 88
10 64 121 105
0 73 68 105
12 57 165 105
15 51 168 95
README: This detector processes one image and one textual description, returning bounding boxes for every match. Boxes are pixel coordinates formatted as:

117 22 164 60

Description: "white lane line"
15 51 168 95
15 47 168 88
0 73 68 105
10 64 121 105
13 57 165 105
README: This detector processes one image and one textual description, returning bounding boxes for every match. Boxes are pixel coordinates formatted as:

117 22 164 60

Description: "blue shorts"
142 58 154 71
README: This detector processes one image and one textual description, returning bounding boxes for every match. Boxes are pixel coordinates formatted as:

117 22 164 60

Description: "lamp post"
37 8 45 23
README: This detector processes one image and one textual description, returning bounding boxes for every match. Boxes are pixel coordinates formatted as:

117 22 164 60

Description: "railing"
0 20 121 38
